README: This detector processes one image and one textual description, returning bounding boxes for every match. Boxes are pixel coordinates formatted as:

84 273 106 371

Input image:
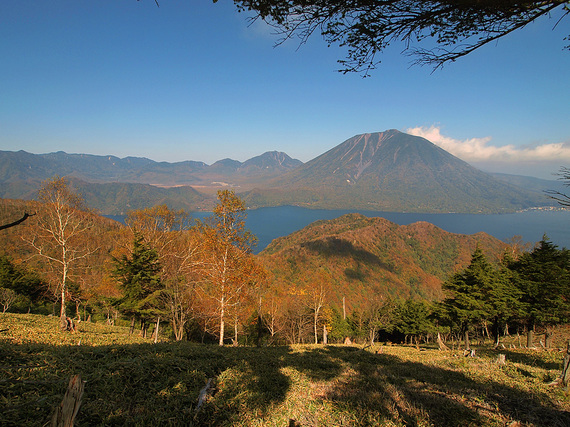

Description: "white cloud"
406 125 570 163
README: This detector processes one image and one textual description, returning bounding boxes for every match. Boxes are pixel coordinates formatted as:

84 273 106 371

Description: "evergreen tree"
507 236 570 347
327 306 353 343
113 234 163 334
0 254 48 312
441 247 493 349
484 266 522 347
393 299 434 346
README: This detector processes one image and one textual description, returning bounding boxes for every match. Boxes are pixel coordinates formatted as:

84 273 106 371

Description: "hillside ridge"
259 213 508 307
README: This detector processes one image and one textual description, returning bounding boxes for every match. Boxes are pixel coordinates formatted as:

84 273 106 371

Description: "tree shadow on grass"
2 342 569 426
0 342 294 426
315 347 570 427
281 346 346 381
477 347 562 370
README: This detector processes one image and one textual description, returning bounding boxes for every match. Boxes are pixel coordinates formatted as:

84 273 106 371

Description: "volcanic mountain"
243 129 548 213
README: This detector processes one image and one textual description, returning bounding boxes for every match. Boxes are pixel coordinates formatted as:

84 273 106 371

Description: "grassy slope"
1 313 569 426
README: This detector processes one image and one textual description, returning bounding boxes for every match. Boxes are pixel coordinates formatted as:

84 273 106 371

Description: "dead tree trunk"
50 374 84 427
437 332 450 351
153 316 160 344
194 378 214 418
550 341 570 388
544 328 553 349
464 330 471 350
562 344 570 387
526 325 534 348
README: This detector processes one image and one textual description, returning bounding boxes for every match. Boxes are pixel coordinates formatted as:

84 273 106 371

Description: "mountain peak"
241 151 302 172
246 129 548 213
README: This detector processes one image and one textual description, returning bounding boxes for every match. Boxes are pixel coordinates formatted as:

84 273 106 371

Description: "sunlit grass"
1 313 569 426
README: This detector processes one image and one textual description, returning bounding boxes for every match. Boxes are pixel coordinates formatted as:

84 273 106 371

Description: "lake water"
118 206 570 254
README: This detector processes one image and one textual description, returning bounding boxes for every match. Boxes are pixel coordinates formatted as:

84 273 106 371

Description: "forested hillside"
2 186 568 351
259 213 507 309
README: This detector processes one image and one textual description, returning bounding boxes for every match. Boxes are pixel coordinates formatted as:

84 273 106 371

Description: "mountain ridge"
258 213 508 307
0 130 561 214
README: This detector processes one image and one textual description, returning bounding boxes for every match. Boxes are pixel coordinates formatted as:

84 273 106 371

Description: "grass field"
1 313 569 426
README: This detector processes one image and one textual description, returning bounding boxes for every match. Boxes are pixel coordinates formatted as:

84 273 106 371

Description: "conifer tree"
441 247 493 349
113 234 163 335
507 236 570 347
484 266 522 347
393 299 434 346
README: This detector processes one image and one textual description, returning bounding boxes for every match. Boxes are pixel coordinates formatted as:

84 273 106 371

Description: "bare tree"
308 281 327 344
0 287 18 313
25 177 98 331
197 190 257 346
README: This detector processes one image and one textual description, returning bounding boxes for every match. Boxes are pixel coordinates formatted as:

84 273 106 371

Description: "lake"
242 206 570 253
110 206 570 254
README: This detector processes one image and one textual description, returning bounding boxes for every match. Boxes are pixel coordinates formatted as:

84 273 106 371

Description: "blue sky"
1 1 569 179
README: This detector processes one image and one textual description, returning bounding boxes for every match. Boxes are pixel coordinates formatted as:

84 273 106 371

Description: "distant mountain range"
0 150 302 213
0 130 564 214
0 150 302 186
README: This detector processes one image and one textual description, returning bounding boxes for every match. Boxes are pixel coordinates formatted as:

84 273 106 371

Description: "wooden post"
50 375 84 427
560 341 570 387
496 354 506 365
154 316 160 344
323 325 328 345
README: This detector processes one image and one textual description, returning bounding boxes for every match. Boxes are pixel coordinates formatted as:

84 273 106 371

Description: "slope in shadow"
301 237 395 273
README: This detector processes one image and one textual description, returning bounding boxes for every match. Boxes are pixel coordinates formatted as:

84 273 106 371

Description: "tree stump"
549 341 570 388
496 354 506 365
60 317 76 332
50 374 84 427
